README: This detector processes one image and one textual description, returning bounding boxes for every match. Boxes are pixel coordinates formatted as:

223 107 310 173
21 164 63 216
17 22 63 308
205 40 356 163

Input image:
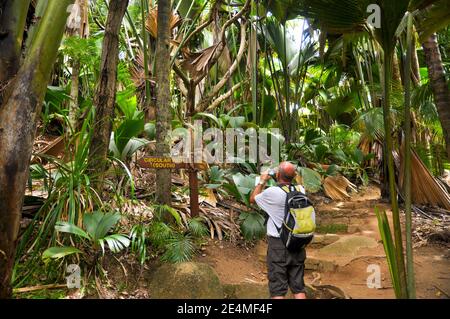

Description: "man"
249 162 307 299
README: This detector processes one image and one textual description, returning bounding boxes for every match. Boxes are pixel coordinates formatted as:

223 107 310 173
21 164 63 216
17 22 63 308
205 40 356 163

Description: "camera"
268 169 277 181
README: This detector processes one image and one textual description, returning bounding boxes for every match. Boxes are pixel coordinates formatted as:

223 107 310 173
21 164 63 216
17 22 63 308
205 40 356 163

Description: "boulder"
149 262 224 299
311 234 340 248
323 234 340 245
317 235 378 257
347 225 361 233
305 257 338 272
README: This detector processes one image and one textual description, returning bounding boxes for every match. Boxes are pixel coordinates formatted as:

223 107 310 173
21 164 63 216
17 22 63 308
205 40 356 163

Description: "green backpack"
277 185 316 251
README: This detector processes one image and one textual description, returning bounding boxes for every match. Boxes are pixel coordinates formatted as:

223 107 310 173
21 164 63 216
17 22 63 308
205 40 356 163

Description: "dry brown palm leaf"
359 135 371 156
181 44 221 80
199 207 216 239
199 188 217 207
145 7 182 38
130 50 146 88
199 205 240 242
323 175 357 201
398 143 450 211
130 50 156 106
358 135 383 167
212 220 223 241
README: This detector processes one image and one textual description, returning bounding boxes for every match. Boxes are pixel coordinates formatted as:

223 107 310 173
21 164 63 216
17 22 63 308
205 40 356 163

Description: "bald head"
278 161 296 183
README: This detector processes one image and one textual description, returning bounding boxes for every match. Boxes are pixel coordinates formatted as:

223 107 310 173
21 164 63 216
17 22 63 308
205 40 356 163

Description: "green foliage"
187 217 209 238
160 234 196 263
114 119 145 154
354 107 384 140
259 95 277 126
325 94 355 119
144 122 156 140
145 204 209 264
42 211 130 264
375 208 403 298
224 173 257 206
148 222 175 248
42 247 83 261
263 0 303 23
130 224 148 265
61 36 100 66
17 106 101 265
41 86 71 134
239 212 266 241
109 91 149 160
204 166 226 189
315 223 348 234
298 167 322 193
153 204 183 226
147 217 207 264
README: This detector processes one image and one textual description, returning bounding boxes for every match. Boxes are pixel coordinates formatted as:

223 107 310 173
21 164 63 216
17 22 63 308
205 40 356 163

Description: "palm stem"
141 0 151 103
404 13 416 298
382 50 408 298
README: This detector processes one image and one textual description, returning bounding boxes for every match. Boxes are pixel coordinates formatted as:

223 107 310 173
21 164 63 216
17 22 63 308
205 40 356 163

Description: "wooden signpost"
139 80 207 217
137 156 207 217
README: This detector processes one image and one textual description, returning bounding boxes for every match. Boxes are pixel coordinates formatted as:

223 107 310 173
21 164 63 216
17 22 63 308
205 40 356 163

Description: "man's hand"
259 171 271 183
250 171 270 204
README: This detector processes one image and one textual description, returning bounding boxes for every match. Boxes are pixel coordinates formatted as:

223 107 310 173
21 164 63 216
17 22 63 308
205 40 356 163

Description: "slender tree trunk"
155 0 173 205
0 0 74 298
0 0 31 105
382 52 408 299
67 0 89 133
392 52 403 87
69 59 80 131
423 33 450 159
411 36 421 86
87 0 129 182
404 15 416 298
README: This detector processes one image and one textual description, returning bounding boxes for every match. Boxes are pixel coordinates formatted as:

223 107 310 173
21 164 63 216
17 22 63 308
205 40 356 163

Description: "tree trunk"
67 0 89 133
382 52 408 298
0 0 31 105
0 0 74 298
155 0 173 205
411 36 421 86
87 0 129 181
392 52 403 87
423 33 450 159
69 59 80 131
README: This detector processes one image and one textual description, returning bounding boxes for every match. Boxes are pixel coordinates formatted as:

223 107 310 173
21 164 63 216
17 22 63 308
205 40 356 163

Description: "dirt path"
195 185 450 299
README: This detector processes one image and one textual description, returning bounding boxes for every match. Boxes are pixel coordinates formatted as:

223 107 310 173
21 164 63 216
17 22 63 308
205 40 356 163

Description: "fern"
148 222 175 248
161 234 196 263
187 217 209 238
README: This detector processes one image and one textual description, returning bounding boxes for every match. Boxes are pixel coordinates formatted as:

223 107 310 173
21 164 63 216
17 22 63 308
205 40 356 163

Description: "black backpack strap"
263 212 270 226
275 184 295 234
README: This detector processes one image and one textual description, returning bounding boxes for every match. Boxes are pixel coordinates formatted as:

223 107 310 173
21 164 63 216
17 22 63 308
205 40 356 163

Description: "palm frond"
161 234 196 263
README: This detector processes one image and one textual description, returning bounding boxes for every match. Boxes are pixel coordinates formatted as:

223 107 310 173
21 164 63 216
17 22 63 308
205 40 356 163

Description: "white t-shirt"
255 185 308 237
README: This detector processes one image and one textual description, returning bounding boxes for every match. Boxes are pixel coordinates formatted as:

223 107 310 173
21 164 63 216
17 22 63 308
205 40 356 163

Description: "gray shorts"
266 236 306 297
